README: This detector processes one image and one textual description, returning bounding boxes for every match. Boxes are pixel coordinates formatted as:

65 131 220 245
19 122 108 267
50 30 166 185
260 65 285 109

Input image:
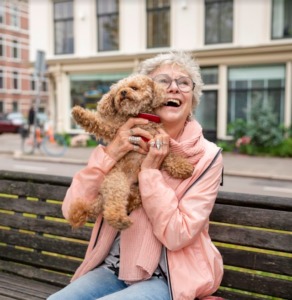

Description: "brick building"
0 0 48 120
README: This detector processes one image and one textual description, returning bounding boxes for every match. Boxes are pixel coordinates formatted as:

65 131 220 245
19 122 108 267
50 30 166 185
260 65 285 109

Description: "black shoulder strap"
182 148 223 198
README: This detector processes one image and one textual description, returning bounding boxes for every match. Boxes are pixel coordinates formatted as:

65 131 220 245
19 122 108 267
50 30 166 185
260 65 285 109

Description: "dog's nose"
121 90 127 97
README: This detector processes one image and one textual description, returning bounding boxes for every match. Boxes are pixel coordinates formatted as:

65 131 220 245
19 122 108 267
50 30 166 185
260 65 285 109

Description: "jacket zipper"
163 148 222 300
93 218 104 248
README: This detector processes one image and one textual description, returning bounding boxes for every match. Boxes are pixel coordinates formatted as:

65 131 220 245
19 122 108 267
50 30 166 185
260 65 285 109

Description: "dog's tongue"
136 113 161 142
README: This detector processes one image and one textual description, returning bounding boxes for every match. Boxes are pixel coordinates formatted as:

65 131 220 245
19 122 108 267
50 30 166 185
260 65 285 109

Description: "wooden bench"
0 170 291 300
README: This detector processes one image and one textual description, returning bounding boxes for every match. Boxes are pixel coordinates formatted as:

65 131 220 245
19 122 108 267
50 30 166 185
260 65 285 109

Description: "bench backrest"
0 170 90 287
0 170 291 299
210 191 292 299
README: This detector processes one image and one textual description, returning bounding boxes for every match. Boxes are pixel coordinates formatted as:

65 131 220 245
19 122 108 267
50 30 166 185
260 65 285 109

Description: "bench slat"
0 246 80 274
221 269 292 299
218 246 292 276
215 289 263 300
0 180 67 200
217 191 292 211
0 287 44 300
211 203 292 231
0 260 70 287
0 196 63 218
0 230 87 258
210 223 292 252
0 212 91 240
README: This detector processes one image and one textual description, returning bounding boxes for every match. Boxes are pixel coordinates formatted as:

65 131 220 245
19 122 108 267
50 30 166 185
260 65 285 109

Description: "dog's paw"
67 201 90 228
162 153 194 179
104 212 133 231
173 161 194 179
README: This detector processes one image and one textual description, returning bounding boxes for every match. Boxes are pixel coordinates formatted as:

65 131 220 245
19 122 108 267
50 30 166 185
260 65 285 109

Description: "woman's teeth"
165 99 181 107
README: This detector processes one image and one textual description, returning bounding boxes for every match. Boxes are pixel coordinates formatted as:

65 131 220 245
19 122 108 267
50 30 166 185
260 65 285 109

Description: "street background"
0 133 292 198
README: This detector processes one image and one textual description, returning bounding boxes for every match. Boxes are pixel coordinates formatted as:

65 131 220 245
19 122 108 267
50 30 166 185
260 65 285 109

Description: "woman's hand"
104 118 153 161
141 128 170 171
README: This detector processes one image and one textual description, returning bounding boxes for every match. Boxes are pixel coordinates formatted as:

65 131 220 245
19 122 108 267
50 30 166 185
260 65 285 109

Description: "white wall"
29 0 51 61
234 0 271 46
74 0 96 57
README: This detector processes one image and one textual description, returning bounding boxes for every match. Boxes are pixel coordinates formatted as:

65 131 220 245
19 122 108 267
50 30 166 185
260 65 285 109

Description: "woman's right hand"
104 118 153 161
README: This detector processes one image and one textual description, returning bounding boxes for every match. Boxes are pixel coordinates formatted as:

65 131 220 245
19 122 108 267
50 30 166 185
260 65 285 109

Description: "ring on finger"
156 139 162 150
149 140 155 147
128 136 141 145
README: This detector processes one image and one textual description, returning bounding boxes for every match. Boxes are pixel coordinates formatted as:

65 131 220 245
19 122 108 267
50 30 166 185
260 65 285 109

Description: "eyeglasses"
153 74 195 92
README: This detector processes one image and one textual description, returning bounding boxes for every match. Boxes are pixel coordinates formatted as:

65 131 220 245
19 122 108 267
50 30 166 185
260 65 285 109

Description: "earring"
187 112 193 121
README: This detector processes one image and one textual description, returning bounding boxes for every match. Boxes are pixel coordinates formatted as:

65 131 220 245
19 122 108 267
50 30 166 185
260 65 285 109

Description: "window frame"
227 65 286 130
0 69 4 90
0 36 4 57
11 39 20 60
146 0 171 49
10 4 20 28
12 70 20 91
96 0 119 52
53 0 74 55
0 1 5 25
204 0 233 45
271 0 292 40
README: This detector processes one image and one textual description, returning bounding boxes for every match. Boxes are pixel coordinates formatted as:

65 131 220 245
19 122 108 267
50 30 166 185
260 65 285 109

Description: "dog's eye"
131 86 138 91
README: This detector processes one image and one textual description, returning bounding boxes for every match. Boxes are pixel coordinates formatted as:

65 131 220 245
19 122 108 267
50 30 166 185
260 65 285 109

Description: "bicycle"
21 124 67 157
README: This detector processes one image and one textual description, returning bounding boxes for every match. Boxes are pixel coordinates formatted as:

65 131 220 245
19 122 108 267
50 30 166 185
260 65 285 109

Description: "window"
31 75 36 91
70 72 129 128
10 5 19 28
201 67 218 84
12 40 19 59
147 0 170 48
0 0 4 24
0 69 3 89
272 0 292 39
12 71 19 90
228 65 285 131
96 0 119 51
54 0 74 54
205 0 233 45
12 101 18 112
0 37 3 57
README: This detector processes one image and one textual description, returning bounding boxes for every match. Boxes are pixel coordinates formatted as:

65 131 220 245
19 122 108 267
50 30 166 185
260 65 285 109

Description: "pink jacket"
62 121 224 300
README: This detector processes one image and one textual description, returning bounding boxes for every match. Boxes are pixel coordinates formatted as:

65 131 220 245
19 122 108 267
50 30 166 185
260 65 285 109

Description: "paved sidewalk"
1 133 292 181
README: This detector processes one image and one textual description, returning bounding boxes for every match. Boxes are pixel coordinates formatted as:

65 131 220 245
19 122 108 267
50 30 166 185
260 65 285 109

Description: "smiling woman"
48 52 224 300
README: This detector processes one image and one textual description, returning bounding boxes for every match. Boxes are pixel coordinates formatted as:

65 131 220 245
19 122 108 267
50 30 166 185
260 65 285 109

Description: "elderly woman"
48 52 224 300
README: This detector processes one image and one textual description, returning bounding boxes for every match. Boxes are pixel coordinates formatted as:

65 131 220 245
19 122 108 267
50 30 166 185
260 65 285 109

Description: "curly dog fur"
68 74 194 230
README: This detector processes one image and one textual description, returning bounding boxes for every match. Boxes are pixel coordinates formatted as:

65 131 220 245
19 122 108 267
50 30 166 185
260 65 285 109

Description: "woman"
48 52 224 300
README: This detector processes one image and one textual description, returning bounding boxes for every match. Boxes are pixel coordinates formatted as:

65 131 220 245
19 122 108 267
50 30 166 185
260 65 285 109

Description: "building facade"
29 0 292 140
0 0 48 119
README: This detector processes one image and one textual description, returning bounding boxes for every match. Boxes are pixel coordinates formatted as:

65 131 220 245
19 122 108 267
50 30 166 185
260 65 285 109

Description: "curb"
2 149 292 182
224 170 292 182
13 150 88 165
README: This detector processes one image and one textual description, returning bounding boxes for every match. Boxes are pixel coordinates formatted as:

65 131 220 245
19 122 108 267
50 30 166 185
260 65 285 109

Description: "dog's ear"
98 86 117 117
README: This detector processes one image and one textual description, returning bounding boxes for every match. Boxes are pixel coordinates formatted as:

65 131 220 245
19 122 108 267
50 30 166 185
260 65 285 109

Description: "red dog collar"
136 113 161 142
137 113 161 123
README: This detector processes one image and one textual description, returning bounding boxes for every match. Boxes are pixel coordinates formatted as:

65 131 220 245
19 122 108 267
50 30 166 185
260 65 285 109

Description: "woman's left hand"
141 128 170 171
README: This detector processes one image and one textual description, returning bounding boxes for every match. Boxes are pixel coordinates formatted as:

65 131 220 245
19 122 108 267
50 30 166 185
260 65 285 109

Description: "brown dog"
69 74 194 230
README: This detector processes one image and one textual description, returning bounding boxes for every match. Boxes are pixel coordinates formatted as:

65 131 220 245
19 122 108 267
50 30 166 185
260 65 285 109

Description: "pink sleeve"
139 154 223 251
62 145 116 219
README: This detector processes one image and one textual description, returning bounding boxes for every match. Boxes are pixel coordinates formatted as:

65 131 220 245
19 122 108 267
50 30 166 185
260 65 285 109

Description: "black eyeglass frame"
152 74 196 92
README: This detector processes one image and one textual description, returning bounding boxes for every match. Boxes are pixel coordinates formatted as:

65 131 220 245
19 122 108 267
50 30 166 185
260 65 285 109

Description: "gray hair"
137 51 203 110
